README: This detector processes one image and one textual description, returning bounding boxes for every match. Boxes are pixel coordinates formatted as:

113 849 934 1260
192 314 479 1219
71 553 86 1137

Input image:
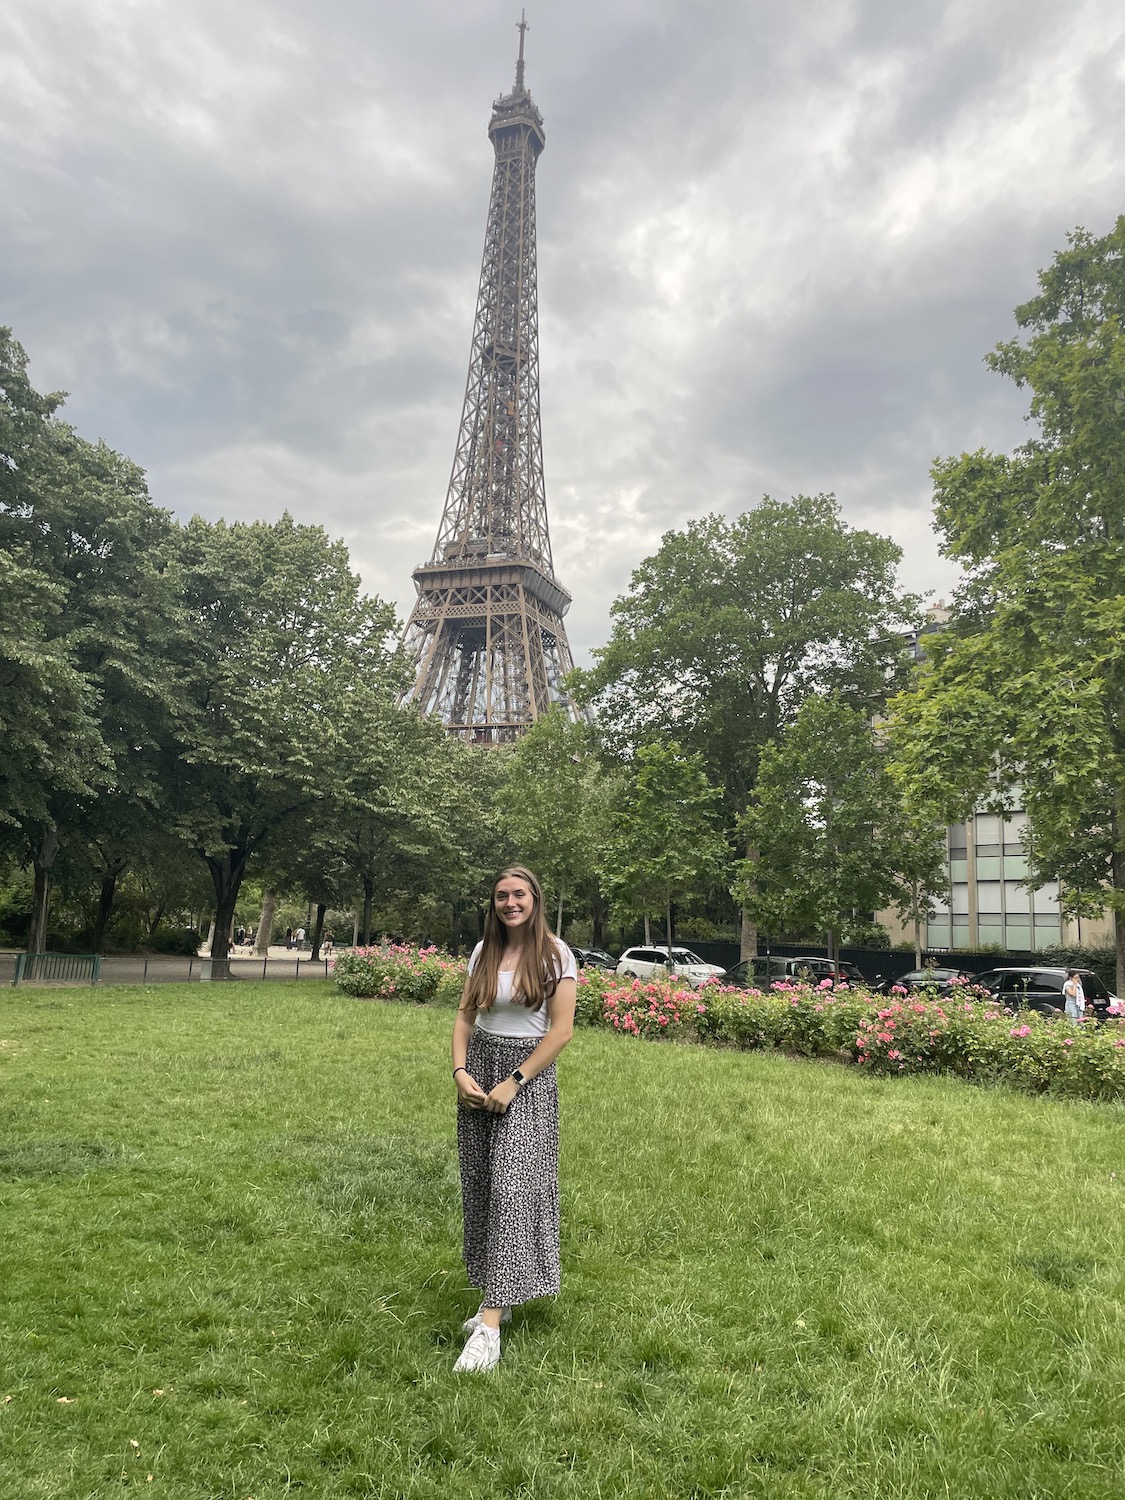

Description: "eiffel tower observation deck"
401 16 577 744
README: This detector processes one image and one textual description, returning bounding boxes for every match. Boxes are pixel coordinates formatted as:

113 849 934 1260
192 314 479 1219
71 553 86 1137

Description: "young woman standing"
451 865 577 1373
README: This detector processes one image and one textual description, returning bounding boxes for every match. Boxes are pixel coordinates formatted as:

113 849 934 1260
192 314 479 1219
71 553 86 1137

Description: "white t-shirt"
467 938 578 1038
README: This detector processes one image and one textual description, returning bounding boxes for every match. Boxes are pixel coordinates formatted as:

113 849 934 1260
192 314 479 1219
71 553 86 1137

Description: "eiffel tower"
402 17 577 745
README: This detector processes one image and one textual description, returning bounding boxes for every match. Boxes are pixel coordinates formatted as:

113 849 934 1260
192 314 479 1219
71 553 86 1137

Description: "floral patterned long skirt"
457 1028 560 1308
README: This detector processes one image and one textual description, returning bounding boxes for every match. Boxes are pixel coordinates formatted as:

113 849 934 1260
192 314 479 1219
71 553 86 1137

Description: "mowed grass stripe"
0 981 1122 1499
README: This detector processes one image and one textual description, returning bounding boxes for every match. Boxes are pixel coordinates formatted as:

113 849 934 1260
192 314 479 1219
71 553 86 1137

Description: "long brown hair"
463 865 563 1011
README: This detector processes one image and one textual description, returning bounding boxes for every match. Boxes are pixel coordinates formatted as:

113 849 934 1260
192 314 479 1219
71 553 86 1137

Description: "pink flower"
1009 1025 1031 1038
876 1031 893 1043
887 1049 903 1061
1062 1038 1075 1047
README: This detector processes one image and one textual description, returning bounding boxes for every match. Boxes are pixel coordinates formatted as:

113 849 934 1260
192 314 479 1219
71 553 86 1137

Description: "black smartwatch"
511 1068 527 1088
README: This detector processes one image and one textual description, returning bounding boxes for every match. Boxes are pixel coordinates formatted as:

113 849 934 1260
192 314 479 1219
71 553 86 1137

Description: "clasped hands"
456 1071 518 1114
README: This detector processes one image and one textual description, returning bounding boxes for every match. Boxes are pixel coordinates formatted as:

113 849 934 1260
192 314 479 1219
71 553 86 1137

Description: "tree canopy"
889 219 1125 986
574 496 919 956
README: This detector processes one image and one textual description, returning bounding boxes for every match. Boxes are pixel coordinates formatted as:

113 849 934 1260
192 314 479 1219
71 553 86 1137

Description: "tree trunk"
27 826 60 954
361 878 374 946
147 902 165 938
309 901 327 962
666 897 675 980
591 888 607 950
1115 787 1125 995
206 845 254 980
643 913 651 944
91 871 120 954
739 839 759 959
913 910 922 969
254 889 276 956
351 909 360 947
555 884 564 937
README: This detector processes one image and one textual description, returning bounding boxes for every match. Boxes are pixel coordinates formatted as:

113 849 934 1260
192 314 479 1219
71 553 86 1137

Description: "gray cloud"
3 0 1124 666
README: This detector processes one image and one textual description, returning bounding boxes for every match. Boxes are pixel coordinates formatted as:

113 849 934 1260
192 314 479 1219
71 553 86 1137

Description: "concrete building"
878 806 1113 953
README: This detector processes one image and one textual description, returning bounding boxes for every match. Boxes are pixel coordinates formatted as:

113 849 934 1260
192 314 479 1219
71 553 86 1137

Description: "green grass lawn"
0 982 1122 1500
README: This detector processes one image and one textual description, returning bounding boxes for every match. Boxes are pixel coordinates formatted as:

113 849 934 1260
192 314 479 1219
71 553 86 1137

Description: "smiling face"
493 874 536 932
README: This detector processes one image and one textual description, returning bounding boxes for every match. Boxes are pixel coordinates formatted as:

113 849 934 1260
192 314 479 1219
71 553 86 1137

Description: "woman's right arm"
452 986 487 1107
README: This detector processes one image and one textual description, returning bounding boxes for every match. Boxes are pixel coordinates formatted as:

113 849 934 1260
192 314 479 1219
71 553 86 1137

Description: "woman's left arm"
482 978 577 1114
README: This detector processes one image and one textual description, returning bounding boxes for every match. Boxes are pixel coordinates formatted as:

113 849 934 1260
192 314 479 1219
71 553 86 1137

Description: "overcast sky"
4 0 1125 664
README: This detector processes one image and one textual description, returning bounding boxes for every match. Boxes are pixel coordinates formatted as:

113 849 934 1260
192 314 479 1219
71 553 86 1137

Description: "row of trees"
4 218 1124 982
0 327 521 972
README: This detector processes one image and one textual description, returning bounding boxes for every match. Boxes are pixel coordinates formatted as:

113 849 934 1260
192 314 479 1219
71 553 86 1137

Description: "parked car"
972 967 1119 1023
615 946 727 988
719 955 867 990
876 966 972 997
571 946 616 972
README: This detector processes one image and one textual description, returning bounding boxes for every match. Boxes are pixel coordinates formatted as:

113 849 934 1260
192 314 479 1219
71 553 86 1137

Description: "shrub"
335 948 1125 1102
332 944 465 1004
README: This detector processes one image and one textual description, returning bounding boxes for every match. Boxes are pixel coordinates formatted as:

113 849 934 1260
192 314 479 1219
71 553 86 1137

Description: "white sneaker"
461 1303 512 1335
453 1324 501 1374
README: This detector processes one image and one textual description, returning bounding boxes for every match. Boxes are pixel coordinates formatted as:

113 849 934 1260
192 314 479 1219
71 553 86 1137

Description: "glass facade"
925 808 1062 952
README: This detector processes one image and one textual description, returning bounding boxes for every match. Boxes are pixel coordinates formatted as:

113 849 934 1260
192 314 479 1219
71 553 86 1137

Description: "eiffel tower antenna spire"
515 11 528 93
401 24 578 745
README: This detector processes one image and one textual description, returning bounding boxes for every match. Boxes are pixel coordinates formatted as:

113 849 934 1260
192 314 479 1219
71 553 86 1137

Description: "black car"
571 946 617 972
877 966 972 997
720 955 867 990
973 967 1118 1022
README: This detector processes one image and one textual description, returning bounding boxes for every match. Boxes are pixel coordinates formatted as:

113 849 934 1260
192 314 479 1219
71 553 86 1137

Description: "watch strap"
511 1068 526 1088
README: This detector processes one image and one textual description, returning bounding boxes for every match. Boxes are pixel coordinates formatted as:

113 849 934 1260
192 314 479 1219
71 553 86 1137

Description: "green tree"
573 497 918 958
319 696 464 947
601 741 728 972
888 814 950 967
435 742 518 953
889 219 1125 989
168 514 401 974
502 708 604 934
0 329 179 951
735 696 945 961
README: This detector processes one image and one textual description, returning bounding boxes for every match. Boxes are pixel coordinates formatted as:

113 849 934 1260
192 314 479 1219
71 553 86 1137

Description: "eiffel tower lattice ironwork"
402 18 576 745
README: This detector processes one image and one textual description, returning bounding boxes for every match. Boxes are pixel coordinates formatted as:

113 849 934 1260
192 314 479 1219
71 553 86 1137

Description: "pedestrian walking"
1063 969 1086 1021
450 865 577 1374
285 927 293 950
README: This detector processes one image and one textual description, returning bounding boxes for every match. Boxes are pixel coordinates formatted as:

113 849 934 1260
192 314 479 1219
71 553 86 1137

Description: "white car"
615 945 726 989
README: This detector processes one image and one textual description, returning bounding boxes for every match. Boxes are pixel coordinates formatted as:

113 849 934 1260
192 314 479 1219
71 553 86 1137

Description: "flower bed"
333 951 1125 1102
332 944 466 1006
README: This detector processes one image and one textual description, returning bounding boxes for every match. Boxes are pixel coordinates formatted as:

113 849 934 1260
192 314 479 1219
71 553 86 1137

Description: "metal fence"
4 952 336 987
12 952 102 984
